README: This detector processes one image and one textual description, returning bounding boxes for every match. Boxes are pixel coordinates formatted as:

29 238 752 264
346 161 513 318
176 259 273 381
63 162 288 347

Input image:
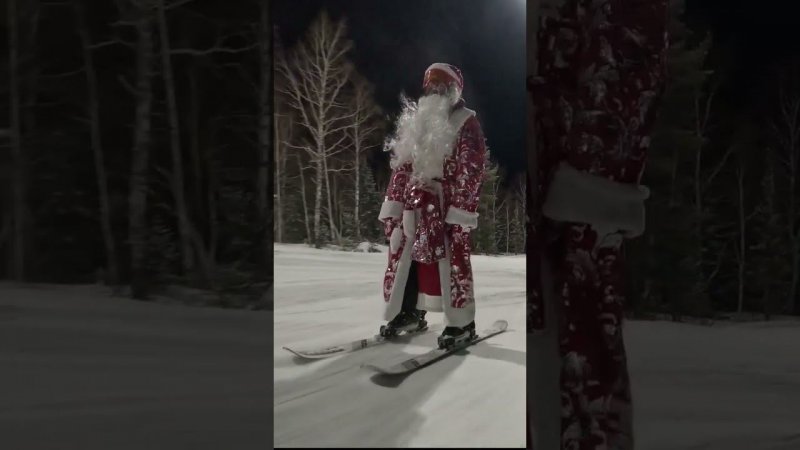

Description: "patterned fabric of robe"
528 1 668 448
380 109 487 327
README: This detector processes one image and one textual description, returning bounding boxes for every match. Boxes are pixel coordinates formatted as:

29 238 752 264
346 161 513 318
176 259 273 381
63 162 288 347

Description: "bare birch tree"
348 76 381 241
123 0 156 299
156 0 193 277
274 109 293 243
74 0 119 285
296 153 312 242
734 154 747 313
277 12 355 247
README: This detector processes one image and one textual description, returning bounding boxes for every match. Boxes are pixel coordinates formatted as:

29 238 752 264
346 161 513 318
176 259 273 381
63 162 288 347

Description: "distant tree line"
0 0 271 307
628 1 800 319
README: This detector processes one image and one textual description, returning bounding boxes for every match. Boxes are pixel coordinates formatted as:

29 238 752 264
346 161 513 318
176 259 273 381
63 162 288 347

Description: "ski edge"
282 325 437 360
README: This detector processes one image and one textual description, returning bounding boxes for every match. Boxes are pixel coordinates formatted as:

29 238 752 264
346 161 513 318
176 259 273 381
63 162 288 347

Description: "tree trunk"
129 11 155 299
335 176 343 236
790 138 798 314
207 145 218 263
298 154 312 243
354 128 361 241
506 203 511 254
313 155 324 246
323 155 339 244
7 0 25 281
258 0 272 264
736 164 746 313
188 64 203 213
156 0 193 278
76 1 118 285
274 112 287 244
274 113 283 243
694 136 703 234
492 181 498 253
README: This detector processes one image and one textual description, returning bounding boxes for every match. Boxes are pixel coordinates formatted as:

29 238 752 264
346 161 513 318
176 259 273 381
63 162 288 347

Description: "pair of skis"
282 319 508 375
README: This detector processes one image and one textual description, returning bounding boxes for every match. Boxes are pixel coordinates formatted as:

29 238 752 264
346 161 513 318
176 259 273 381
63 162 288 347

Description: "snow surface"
627 319 800 450
273 243 528 448
2 244 798 449
0 283 271 450
275 244 800 449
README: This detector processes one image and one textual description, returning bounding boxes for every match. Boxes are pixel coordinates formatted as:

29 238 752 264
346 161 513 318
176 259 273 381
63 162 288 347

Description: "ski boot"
380 309 428 338
437 321 477 350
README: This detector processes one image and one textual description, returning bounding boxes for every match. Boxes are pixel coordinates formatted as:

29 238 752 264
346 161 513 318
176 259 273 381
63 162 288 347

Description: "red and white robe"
378 107 487 328
528 0 668 448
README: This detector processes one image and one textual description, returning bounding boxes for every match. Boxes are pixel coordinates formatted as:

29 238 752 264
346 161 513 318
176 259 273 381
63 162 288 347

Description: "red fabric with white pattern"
382 113 486 310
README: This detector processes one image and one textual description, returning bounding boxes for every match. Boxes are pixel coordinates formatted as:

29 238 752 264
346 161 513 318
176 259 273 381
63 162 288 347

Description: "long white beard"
385 89 461 185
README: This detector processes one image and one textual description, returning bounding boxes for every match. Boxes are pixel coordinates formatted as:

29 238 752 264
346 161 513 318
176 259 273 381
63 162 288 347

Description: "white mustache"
385 88 461 184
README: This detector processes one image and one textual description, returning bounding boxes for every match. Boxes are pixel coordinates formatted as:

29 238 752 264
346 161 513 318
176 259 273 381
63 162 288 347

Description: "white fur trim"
389 227 403 253
542 162 650 237
445 206 479 229
422 294 444 312
402 209 416 239
426 63 462 88
378 200 404 220
384 239 412 322
443 301 476 328
449 107 476 132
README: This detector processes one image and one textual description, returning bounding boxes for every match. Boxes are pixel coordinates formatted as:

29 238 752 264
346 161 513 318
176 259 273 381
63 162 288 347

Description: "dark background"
627 0 800 318
0 1 272 449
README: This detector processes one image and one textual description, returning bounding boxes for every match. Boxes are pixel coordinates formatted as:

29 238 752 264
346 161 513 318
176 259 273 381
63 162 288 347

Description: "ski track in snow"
274 244 527 448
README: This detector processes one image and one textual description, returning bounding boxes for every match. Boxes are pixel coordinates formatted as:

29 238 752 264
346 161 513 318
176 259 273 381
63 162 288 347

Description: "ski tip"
282 347 301 356
283 347 323 358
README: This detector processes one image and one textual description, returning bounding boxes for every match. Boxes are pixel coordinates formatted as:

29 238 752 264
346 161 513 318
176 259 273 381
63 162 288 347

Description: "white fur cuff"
445 206 479 229
378 200 404 221
403 209 416 239
542 162 650 237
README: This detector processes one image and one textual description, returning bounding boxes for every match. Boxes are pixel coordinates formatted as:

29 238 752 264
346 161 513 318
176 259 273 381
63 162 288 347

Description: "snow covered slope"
627 319 800 450
275 244 800 449
0 283 271 450
273 243 527 448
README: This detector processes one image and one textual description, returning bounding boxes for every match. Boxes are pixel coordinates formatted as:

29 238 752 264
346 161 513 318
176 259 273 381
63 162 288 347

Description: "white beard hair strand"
385 86 461 185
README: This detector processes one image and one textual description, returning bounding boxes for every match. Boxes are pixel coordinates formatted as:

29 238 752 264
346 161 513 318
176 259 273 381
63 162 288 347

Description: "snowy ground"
3 245 798 449
627 319 800 450
275 244 800 449
273 243 528 448
0 283 271 450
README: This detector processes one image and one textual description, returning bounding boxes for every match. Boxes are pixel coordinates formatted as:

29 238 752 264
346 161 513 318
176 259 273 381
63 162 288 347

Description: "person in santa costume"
378 62 487 349
527 1 668 449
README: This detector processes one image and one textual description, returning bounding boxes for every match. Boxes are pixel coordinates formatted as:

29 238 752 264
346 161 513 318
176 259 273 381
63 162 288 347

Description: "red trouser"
416 262 442 296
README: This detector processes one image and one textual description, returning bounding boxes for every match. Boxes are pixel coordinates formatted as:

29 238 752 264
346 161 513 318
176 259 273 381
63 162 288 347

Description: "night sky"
685 0 800 113
274 0 527 177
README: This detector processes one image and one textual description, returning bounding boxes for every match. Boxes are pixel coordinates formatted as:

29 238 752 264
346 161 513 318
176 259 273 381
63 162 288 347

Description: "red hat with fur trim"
423 63 464 95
